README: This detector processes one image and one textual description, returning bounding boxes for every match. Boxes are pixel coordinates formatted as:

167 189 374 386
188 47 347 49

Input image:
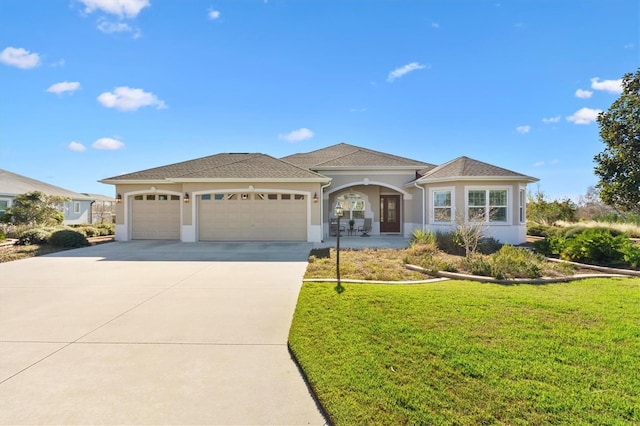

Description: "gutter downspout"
319 182 332 241
414 181 426 230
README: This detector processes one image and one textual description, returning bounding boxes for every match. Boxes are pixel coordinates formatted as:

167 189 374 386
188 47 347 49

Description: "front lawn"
289 278 640 425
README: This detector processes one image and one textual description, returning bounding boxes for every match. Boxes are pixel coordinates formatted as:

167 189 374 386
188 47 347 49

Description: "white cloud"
47 81 81 95
0 47 41 69
97 86 166 111
566 107 602 125
68 141 87 152
77 0 149 18
208 9 221 20
516 125 531 134
96 18 142 38
92 137 125 150
624 43 635 49
51 59 65 67
278 128 314 142
542 116 561 124
533 161 545 167
349 107 367 113
431 22 440 29
387 62 428 82
575 89 593 99
590 77 622 94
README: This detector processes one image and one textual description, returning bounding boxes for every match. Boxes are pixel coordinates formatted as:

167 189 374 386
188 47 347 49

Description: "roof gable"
282 143 434 170
416 156 538 183
101 153 329 182
0 169 94 200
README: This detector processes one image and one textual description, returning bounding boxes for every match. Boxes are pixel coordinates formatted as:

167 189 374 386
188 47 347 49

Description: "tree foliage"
594 69 640 213
527 189 577 225
6 191 68 226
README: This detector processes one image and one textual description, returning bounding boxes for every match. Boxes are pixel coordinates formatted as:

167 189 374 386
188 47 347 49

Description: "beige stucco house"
100 143 538 244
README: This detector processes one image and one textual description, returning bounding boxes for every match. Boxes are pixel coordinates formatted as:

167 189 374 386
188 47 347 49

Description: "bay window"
467 188 509 223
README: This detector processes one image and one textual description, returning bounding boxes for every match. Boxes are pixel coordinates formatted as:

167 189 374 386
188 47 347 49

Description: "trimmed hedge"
48 229 90 248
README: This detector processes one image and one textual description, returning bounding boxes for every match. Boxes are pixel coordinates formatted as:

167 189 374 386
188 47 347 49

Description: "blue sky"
1 0 638 199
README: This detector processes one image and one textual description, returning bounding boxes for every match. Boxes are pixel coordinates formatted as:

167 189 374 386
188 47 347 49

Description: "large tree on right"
593 69 640 214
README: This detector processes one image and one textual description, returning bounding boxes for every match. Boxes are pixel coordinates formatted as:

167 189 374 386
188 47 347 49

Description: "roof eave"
100 177 332 185
412 175 539 185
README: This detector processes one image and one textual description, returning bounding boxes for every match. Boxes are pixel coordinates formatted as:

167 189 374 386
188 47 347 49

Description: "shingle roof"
416 156 538 182
101 153 329 182
282 143 435 170
0 169 95 200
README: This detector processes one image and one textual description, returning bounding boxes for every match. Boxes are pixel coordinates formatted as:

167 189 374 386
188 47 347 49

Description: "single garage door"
131 194 181 240
198 192 307 241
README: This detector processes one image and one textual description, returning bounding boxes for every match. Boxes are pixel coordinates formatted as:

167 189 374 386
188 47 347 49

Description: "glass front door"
380 195 401 233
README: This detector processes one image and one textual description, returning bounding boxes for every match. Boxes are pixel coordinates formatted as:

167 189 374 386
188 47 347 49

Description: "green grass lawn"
289 278 640 425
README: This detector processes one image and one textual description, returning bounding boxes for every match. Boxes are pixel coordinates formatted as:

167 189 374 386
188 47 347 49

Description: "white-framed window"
336 192 366 219
466 187 510 223
519 188 526 223
0 199 9 216
74 202 81 214
430 187 454 223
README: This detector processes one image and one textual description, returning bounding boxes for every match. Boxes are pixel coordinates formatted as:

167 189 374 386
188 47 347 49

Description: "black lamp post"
335 201 344 287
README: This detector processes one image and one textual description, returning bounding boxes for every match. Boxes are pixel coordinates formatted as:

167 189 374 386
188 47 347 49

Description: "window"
215 194 224 200
268 194 278 200
294 194 305 200
158 195 168 201
0 200 8 216
336 193 366 219
519 189 526 223
467 188 509 223
146 195 156 201
281 194 291 200
201 194 211 200
74 202 81 214
171 195 180 201
134 195 143 200
432 190 452 222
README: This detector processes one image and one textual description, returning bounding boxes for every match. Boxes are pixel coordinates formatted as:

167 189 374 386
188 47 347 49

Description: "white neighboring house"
0 169 109 225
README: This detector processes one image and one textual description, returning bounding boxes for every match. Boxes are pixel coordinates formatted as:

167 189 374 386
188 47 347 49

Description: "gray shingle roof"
0 169 95 200
282 143 435 170
416 156 538 182
101 153 329 181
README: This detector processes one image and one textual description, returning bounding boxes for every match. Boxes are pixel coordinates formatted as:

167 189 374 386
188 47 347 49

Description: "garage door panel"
198 193 306 241
132 196 180 240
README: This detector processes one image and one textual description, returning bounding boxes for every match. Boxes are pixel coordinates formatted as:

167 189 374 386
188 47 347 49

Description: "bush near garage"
16 228 53 245
48 229 90 248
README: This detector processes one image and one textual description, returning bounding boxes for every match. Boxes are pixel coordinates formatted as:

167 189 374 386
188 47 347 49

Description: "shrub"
621 244 640 269
0 230 5 241
309 247 330 259
48 229 90 248
411 229 435 246
435 231 465 256
78 226 101 237
463 256 493 277
17 228 52 245
477 237 503 255
490 245 543 279
560 228 628 265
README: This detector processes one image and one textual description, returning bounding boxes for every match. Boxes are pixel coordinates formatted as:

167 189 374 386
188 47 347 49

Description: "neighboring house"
0 169 100 225
100 143 538 244
82 193 116 224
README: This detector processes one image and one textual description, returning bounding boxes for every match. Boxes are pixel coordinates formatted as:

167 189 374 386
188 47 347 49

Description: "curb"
302 277 449 285
545 257 640 277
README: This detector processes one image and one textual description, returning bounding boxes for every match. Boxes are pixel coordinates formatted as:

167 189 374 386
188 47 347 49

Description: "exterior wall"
419 180 530 245
113 182 325 242
62 200 93 225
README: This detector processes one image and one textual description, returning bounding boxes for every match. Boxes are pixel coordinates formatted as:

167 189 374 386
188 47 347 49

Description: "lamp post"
334 201 343 287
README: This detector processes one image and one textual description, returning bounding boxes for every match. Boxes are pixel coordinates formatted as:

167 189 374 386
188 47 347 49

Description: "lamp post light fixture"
334 200 344 288
115 194 122 204
184 192 190 203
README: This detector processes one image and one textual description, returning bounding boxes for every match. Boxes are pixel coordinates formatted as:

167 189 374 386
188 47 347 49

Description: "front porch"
314 234 411 250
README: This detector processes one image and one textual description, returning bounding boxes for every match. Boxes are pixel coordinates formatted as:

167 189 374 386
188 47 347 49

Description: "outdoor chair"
330 218 346 236
357 218 372 236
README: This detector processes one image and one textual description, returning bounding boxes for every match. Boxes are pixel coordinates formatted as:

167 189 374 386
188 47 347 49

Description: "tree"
6 191 68 226
594 69 640 214
527 188 577 225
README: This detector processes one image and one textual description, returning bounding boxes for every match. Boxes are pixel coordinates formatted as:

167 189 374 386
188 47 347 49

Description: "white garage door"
198 192 307 241
131 194 181 240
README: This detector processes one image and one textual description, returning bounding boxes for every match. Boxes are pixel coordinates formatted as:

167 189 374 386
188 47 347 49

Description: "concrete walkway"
0 242 327 425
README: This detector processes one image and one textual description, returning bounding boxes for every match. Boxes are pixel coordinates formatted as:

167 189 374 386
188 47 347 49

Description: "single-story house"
100 143 538 244
82 193 116 224
0 169 105 225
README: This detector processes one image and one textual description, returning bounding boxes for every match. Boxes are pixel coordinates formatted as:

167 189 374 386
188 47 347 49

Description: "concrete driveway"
0 241 327 425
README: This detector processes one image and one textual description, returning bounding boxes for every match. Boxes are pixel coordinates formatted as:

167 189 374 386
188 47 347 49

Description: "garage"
198 192 307 241
131 194 181 240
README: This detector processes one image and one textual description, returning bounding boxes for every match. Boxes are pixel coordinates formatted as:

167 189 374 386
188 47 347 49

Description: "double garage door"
198 192 307 241
130 192 307 241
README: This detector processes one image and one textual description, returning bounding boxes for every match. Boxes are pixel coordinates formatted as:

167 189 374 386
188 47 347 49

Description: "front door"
380 195 401 233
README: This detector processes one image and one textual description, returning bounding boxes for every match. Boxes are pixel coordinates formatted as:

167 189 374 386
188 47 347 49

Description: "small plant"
477 237 503 255
435 231 465 256
348 219 355 229
411 229 435 246
78 226 101 237
490 245 543 279
0 230 5 241
16 228 52 245
463 255 493 277
48 229 90 248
